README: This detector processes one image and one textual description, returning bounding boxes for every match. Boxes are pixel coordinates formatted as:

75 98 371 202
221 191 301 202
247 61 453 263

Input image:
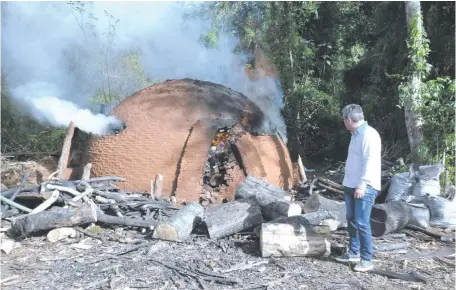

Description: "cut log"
97 213 159 229
236 175 291 200
203 198 263 239
152 202 204 241
260 216 331 258
370 201 411 237
82 163 92 180
57 121 75 179
8 203 97 238
303 193 346 228
236 176 300 220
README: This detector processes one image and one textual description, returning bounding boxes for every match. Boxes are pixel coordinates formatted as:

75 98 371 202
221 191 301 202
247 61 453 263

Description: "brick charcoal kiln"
64 78 294 202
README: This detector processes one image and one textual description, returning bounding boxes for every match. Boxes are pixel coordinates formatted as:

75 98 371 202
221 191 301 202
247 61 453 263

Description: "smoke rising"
2 2 287 141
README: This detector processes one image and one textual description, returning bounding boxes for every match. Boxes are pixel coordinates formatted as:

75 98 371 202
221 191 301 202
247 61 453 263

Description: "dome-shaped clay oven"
87 79 293 201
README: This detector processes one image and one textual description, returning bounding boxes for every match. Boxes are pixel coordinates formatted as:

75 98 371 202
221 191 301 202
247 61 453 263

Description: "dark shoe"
334 252 360 263
353 259 374 272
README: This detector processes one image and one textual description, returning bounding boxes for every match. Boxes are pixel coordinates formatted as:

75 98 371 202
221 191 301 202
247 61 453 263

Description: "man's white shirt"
343 121 382 191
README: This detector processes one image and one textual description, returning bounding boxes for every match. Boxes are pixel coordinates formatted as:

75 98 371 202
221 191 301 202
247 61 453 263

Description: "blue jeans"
344 186 377 261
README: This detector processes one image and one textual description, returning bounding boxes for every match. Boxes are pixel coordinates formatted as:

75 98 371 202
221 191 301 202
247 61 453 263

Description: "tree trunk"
404 0 425 163
260 216 331 258
203 198 263 239
152 202 204 241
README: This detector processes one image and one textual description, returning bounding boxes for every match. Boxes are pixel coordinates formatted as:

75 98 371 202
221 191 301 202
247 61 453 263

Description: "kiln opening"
200 127 246 205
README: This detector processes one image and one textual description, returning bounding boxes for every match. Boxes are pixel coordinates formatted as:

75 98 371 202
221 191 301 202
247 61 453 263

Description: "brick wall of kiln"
234 134 293 190
173 121 217 201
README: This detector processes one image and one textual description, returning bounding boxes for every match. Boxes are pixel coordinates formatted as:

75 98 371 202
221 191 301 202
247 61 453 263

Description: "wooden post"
82 163 92 180
297 155 307 182
57 121 75 179
153 174 164 198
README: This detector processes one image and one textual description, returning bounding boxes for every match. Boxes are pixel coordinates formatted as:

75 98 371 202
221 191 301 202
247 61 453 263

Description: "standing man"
335 104 381 272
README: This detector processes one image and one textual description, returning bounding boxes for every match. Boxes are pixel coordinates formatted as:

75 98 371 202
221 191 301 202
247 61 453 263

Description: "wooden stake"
82 163 92 180
57 121 75 179
153 174 164 198
297 155 307 182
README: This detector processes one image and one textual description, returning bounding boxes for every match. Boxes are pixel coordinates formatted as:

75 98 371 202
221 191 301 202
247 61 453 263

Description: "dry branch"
317 182 344 195
317 177 344 191
0 196 32 213
368 269 427 283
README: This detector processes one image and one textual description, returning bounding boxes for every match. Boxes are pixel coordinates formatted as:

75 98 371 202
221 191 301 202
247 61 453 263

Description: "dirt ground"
1 226 454 290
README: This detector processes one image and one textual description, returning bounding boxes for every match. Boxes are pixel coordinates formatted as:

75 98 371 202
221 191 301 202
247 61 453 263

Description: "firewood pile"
1 175 179 238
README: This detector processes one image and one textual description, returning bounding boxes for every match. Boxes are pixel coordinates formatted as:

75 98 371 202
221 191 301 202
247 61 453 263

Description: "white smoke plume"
1 2 287 140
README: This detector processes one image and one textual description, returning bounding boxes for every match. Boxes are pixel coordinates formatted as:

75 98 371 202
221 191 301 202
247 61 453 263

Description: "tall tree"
403 0 426 163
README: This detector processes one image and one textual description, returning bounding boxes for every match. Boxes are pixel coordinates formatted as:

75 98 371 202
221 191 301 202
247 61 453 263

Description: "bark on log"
236 175 291 200
273 211 341 231
152 202 203 241
236 176 300 221
57 121 75 179
260 216 331 258
8 203 97 238
203 198 263 239
303 193 346 228
97 213 159 229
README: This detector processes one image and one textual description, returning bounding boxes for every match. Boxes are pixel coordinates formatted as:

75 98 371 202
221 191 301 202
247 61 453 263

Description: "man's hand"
354 187 365 199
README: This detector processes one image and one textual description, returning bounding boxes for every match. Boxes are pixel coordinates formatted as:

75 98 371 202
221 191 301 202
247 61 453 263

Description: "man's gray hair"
342 104 364 122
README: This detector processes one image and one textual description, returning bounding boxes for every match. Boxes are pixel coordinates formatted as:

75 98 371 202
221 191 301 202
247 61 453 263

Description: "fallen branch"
317 182 344 195
394 247 455 261
406 225 443 239
30 190 60 214
368 269 427 283
374 242 409 252
46 184 90 203
0 195 32 213
317 177 344 191
1 185 40 198
150 259 241 285
10 173 30 201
